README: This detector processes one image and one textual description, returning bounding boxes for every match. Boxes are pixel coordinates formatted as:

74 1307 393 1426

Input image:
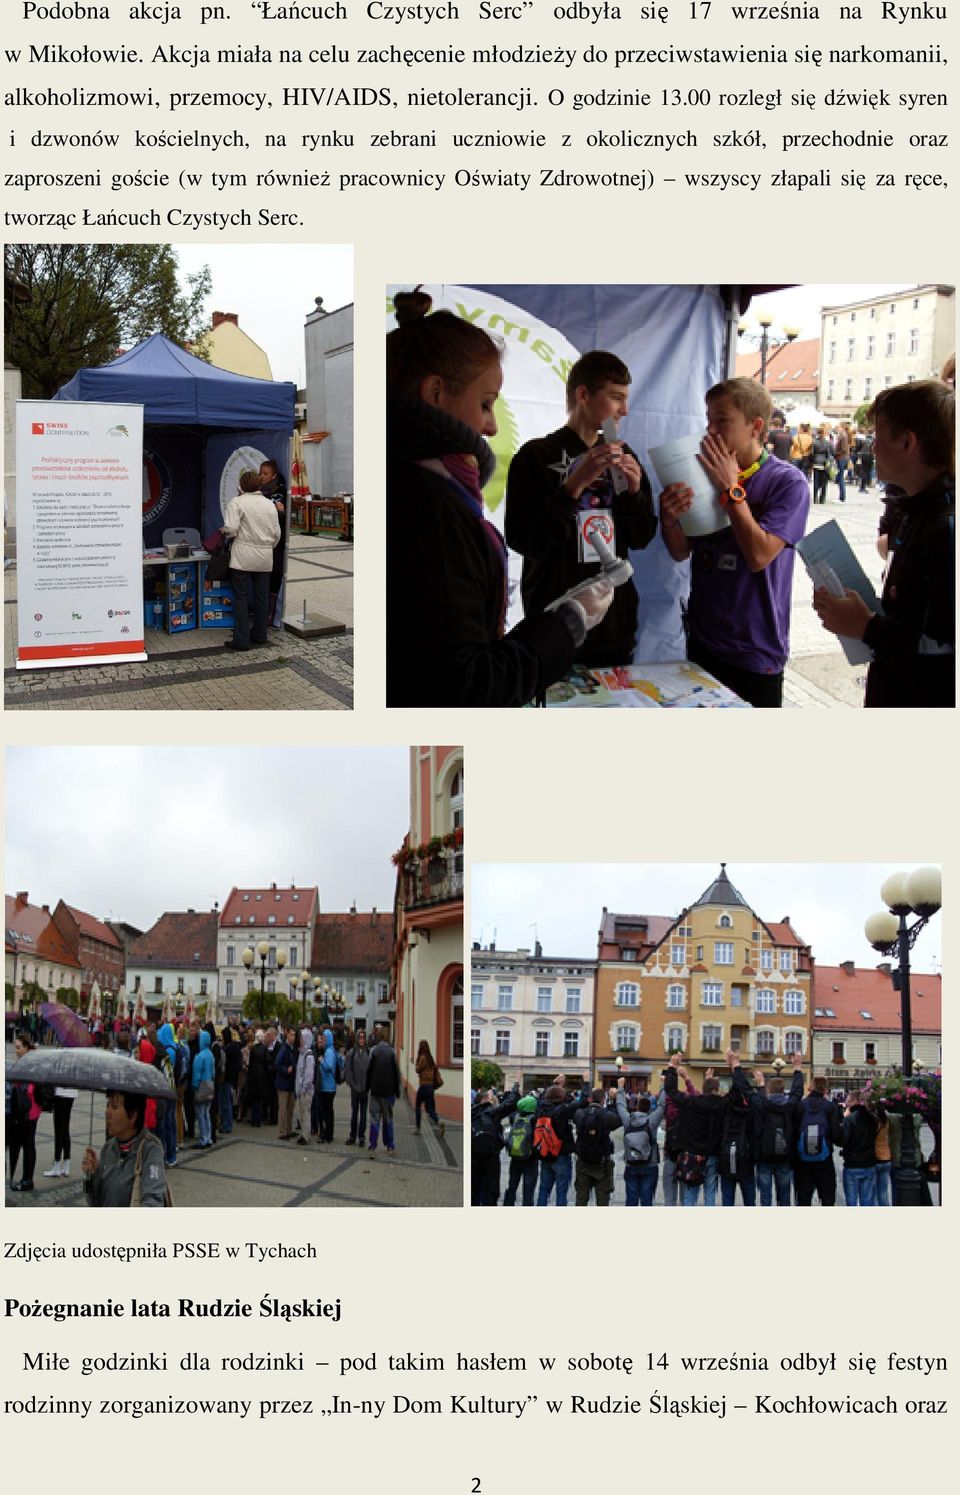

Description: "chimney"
535 940 543 958
875 961 892 978
16 891 29 907
350 901 357 915
371 907 377 923
472 941 480 951
211 311 238 329
840 960 856 976
42 904 50 914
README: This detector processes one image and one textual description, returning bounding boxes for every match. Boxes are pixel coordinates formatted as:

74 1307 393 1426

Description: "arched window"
755 988 776 1014
666 1024 685 1054
755 1028 776 1056
615 982 639 1007
784 1030 804 1056
615 1023 638 1051
718 913 733 928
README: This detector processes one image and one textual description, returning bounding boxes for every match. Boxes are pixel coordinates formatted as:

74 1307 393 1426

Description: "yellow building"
193 312 273 380
593 866 813 1090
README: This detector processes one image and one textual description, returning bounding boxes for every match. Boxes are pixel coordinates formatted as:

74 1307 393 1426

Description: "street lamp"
242 942 287 1023
738 313 800 387
865 866 942 1207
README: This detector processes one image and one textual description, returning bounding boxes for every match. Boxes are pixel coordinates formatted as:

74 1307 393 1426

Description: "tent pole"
722 287 743 377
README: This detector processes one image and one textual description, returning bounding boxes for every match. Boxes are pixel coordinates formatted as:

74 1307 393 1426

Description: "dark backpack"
533 1112 562 1160
507 1114 534 1161
34 1082 56 1113
623 1114 653 1165
675 1150 707 1186
472 1109 502 1159
576 1105 607 1165
335 1051 346 1085
797 1100 831 1163
173 1043 192 1088
760 1103 792 1163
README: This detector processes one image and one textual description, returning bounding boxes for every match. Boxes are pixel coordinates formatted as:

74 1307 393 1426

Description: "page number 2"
471 1481 482 1493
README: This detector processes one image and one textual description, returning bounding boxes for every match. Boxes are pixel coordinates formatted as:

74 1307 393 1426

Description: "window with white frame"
702 1023 722 1051
495 1029 511 1056
622 948 638 961
615 982 639 1007
471 1028 481 1056
847 337 856 359
784 1031 804 1056
863 377 873 400
153 976 163 994
784 990 805 1015
755 989 776 1014
828 340 836 363
535 1030 550 1058
565 989 581 1013
844 378 853 400
266 980 275 994
760 949 773 972
718 913 733 928
666 1025 685 1053
667 984 685 1009
616 1024 638 1051
832 1040 846 1064
451 975 464 1063
671 943 686 965
289 945 298 966
779 950 793 973
226 945 235 966
912 296 919 310
471 984 483 1009
827 380 835 401
225 978 234 998
756 1029 776 1054
714 942 734 964
696 945 703 961
563 1031 579 1058
536 987 552 1012
702 982 722 1006
200 978 208 996
497 985 513 1011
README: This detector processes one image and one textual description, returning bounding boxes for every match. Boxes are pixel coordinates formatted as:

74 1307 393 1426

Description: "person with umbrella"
82 1091 170 1207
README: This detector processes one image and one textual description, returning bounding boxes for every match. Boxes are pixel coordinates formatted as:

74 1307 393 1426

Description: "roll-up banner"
15 401 147 669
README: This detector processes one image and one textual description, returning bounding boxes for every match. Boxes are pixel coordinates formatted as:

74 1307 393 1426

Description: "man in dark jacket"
743 1053 805 1206
505 350 656 667
664 1055 726 1206
534 1076 586 1207
841 1092 880 1206
572 1087 623 1206
814 379 954 707
720 1049 760 1206
274 1026 298 1139
471 1085 519 1207
793 1074 843 1206
365 1029 401 1154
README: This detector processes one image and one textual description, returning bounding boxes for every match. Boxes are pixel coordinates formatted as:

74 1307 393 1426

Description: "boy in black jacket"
814 379 954 707
505 350 656 666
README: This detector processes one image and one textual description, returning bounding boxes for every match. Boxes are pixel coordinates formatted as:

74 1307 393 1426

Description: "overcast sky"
6 747 407 931
737 284 921 345
173 244 354 388
472 863 942 974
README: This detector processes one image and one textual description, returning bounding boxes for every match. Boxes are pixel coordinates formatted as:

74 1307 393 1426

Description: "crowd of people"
386 286 954 710
5 1016 448 1206
471 1051 939 1208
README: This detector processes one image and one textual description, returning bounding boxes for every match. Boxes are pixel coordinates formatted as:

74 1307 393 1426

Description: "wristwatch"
720 483 747 507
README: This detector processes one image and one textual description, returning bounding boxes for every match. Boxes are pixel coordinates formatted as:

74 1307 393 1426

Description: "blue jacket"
192 1029 215 1088
317 1028 338 1093
275 1038 297 1092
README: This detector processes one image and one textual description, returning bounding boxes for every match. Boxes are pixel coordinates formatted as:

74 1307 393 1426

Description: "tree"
4 244 212 398
853 402 872 430
242 988 285 1024
471 1059 504 1092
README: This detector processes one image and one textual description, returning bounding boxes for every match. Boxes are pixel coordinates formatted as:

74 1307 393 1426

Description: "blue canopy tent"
54 335 297 625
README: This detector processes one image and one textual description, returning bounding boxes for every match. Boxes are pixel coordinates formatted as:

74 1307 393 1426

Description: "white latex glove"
563 577 614 632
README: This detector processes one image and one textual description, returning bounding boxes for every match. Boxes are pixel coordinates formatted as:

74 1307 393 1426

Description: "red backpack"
533 1113 562 1159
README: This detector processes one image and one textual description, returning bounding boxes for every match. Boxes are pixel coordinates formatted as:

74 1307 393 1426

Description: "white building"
470 943 597 1091
303 297 353 497
218 884 319 1013
820 284 955 418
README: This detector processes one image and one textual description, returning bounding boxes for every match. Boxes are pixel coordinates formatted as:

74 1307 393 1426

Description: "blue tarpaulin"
53 332 296 429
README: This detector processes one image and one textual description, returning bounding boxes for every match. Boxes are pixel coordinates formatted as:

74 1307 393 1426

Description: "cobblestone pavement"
783 480 887 708
6 1068 463 1209
4 536 353 711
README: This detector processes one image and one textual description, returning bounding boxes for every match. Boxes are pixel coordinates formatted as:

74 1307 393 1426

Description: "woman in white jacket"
221 470 282 650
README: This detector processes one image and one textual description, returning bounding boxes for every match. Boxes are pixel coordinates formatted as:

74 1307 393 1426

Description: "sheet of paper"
797 520 880 666
648 433 730 538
